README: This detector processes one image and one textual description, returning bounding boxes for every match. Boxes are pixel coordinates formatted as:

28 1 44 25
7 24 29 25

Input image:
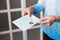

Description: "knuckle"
48 21 50 23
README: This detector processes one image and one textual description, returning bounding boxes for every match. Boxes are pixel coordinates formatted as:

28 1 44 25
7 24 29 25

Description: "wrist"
29 7 35 13
54 16 57 22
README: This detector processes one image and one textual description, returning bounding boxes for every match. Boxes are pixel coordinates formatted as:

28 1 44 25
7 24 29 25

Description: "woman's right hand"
22 7 35 16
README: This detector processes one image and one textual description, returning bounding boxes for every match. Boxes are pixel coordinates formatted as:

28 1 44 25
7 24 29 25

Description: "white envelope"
12 15 40 31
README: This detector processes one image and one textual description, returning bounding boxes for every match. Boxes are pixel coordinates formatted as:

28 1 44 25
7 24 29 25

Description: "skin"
39 16 56 26
22 7 60 26
39 16 60 26
22 7 35 16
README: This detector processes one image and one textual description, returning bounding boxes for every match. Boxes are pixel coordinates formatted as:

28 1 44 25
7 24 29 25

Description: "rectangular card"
12 15 40 31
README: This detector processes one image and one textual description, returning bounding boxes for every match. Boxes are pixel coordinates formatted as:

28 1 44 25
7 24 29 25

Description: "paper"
12 15 40 31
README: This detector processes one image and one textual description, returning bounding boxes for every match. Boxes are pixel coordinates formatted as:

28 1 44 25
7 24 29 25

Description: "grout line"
0 10 8 13
0 31 10 35
0 25 40 35
0 29 21 35
40 11 43 40
6 0 13 40
10 8 22 12
21 0 27 40
23 31 27 40
0 8 22 13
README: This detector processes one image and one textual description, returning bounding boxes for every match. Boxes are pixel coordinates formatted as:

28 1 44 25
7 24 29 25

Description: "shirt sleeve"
32 0 45 14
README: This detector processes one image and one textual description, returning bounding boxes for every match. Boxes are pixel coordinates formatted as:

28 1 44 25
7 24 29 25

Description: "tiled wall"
0 0 43 40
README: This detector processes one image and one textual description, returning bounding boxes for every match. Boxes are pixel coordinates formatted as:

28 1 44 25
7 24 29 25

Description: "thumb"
27 10 32 16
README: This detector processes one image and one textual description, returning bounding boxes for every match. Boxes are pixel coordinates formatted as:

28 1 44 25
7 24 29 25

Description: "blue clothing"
32 0 60 40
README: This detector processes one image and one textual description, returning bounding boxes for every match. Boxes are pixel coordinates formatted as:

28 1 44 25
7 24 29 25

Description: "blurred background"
0 0 44 40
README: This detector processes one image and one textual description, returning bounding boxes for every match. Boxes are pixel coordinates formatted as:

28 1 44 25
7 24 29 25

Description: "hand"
39 16 56 26
22 7 35 16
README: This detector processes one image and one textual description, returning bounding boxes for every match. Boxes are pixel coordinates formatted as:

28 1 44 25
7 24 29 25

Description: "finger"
40 17 47 22
38 19 47 24
40 20 47 24
45 23 51 26
40 20 50 24
22 11 27 16
27 10 31 16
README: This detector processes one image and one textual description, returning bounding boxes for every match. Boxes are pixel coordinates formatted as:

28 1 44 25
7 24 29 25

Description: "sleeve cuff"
32 3 45 14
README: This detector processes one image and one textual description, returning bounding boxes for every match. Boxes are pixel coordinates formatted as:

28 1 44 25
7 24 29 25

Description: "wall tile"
0 13 9 32
13 31 23 40
27 28 40 40
0 0 7 10
0 34 10 40
10 0 21 9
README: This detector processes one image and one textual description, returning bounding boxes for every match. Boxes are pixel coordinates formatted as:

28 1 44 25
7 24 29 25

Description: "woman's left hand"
39 16 56 26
